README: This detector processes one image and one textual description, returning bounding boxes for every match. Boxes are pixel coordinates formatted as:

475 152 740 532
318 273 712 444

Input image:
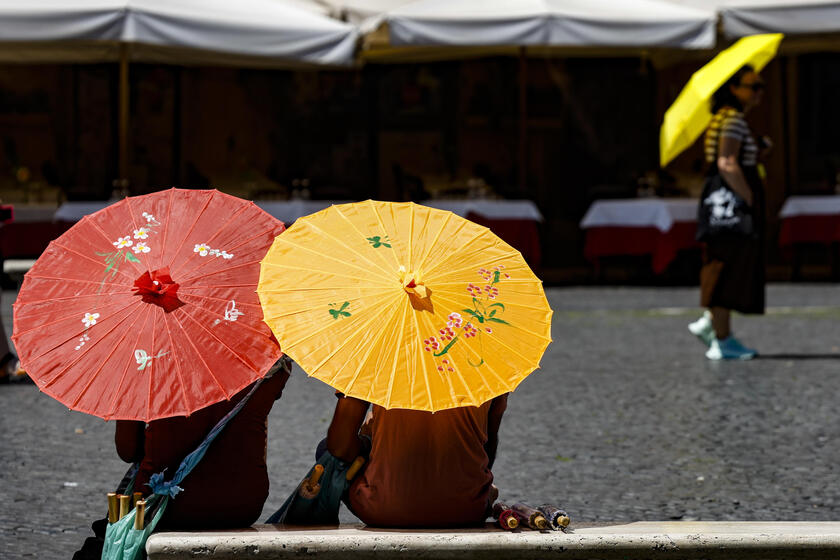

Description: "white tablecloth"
55 199 544 224
6 205 58 223
779 195 840 218
54 201 116 221
420 199 543 221
54 199 354 224
254 200 353 224
580 198 698 233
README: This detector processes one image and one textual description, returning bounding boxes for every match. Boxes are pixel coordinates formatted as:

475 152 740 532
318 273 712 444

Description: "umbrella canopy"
257 200 553 412
12 188 286 421
659 32 783 167
0 0 359 66
370 0 716 49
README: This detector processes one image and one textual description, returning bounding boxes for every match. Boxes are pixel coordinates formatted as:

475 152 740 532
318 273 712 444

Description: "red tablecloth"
779 215 840 248
583 222 700 274
465 212 541 269
0 221 75 259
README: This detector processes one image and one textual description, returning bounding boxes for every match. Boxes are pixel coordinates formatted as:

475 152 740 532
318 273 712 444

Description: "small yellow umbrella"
257 200 552 412
660 33 783 168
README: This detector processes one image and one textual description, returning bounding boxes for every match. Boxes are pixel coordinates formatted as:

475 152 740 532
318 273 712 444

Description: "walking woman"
688 65 768 360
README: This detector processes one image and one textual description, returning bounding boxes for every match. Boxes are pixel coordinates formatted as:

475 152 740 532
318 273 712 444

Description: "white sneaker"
688 311 714 347
706 336 757 361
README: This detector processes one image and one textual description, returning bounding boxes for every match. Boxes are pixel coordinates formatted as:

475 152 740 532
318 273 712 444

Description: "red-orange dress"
347 402 494 527
133 370 289 529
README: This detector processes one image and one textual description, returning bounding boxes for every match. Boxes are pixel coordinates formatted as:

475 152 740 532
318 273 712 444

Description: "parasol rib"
164 191 215 273
14 298 143 339
382 297 411 409
170 311 231 400
432 290 553 347
87 214 145 278
176 294 275 342
71 301 151 412
172 218 279 281
259 260 392 286
176 305 272 380
327 204 402 277
366 200 402 270
104 303 155 420
407 294 435 411
146 304 158 420
177 260 281 285
328 293 405 399
292 292 403 382
262 292 390 347
49 239 138 284
272 227 395 282
423 240 513 279
420 220 478 276
168 201 250 278
161 308 195 416
415 210 452 276
125 199 152 274
11 285 134 303
39 300 144 390
154 188 176 271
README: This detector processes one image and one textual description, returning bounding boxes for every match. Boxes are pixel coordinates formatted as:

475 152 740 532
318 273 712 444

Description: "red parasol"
12 188 285 421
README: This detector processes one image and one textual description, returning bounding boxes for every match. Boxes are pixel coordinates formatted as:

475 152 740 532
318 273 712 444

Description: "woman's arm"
485 393 508 469
326 395 370 462
717 136 753 206
114 420 145 463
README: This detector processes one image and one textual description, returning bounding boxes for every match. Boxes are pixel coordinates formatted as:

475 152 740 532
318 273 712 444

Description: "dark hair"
711 64 754 114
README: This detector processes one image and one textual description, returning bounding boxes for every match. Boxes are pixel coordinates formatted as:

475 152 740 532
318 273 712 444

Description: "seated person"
326 392 507 527
115 358 291 529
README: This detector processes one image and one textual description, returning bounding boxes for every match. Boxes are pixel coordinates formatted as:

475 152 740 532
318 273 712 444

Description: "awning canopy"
669 0 840 38
367 0 717 49
0 0 359 66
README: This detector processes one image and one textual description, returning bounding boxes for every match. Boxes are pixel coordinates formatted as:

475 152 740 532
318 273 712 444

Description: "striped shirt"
704 107 758 167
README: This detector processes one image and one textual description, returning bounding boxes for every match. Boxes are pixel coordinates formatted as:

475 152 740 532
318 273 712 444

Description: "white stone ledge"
3 259 35 274
146 522 840 559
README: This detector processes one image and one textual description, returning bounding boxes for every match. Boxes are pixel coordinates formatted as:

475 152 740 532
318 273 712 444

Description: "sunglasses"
739 82 766 92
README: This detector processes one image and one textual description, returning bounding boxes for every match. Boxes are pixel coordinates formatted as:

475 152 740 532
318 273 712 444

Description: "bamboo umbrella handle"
307 464 325 487
346 456 365 481
119 495 131 519
133 492 142 507
299 483 321 499
300 464 325 498
134 500 146 530
107 493 119 523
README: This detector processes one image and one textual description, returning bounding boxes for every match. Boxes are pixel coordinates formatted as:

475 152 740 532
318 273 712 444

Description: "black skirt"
699 166 765 314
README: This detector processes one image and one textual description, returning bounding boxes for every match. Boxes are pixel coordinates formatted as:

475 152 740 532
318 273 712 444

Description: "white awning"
669 0 840 38
373 0 716 49
0 0 359 66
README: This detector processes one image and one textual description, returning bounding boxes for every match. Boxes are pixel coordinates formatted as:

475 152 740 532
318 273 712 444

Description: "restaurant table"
580 198 700 274
778 195 840 280
41 198 544 268
778 195 840 247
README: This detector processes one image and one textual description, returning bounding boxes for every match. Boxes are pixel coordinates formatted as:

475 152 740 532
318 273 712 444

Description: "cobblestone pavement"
3 285 840 558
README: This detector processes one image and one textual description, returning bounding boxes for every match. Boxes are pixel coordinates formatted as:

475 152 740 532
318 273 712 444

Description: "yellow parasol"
257 200 552 412
660 33 783 168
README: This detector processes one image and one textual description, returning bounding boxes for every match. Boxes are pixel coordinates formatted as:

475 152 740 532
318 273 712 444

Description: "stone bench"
3 258 35 276
146 522 840 559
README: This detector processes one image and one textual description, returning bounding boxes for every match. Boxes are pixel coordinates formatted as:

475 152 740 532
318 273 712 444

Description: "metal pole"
518 47 528 193
118 43 130 186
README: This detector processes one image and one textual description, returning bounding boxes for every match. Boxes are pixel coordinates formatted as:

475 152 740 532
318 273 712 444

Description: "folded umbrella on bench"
266 451 365 525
